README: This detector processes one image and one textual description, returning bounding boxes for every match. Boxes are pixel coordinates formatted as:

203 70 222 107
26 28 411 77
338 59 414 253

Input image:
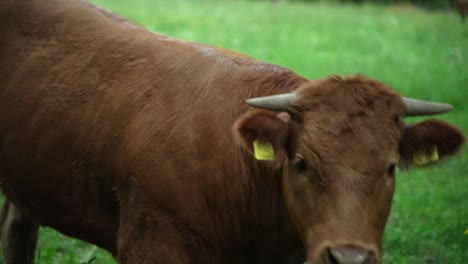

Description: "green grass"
1 0 467 263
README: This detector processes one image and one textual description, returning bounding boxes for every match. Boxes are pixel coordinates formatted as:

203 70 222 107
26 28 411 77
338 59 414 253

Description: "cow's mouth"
317 245 378 264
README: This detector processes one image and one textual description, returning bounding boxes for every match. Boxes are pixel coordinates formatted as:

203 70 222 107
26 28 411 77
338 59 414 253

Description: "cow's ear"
399 119 465 169
233 110 291 163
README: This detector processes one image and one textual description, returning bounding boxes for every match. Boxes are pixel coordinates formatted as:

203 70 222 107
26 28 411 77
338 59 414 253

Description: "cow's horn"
403 97 453 116
246 93 298 111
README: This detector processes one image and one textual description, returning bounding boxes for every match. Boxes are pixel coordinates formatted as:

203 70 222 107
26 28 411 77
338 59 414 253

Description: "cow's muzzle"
316 245 378 264
307 244 381 264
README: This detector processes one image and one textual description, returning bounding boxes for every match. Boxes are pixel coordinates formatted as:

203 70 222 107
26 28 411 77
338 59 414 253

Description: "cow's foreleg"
0 200 38 264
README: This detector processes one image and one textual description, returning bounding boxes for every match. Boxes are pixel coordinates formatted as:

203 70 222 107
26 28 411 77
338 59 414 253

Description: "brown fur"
0 1 464 264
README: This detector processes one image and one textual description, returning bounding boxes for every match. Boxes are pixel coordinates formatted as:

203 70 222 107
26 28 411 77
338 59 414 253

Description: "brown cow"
0 0 465 264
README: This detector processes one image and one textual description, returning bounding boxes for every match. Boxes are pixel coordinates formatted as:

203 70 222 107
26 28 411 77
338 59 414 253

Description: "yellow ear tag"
253 139 275 161
413 145 439 166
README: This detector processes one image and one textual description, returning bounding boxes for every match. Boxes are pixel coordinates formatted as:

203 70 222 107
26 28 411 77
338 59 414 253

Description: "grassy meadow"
0 0 467 263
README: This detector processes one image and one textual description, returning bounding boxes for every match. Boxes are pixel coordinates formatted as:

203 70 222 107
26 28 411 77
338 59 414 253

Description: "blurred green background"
1 0 466 263
272 0 460 10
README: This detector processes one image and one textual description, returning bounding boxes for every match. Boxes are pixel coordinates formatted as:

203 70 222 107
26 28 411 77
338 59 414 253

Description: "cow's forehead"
294 76 405 162
298 115 401 180
300 112 400 154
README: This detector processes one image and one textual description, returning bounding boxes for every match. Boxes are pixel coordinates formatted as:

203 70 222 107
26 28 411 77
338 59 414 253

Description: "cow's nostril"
324 246 371 264
325 248 339 264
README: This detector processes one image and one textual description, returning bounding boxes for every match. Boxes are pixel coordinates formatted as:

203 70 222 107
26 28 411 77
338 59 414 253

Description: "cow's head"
233 75 464 264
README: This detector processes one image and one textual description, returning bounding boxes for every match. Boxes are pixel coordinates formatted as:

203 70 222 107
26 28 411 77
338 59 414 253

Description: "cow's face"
234 75 464 264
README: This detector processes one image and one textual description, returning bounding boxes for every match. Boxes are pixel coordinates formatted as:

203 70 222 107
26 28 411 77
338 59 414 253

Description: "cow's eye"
294 155 307 173
387 164 396 176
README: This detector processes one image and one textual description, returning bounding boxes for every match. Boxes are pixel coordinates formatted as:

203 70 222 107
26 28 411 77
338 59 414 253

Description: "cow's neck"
232 70 306 261
234 156 303 262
